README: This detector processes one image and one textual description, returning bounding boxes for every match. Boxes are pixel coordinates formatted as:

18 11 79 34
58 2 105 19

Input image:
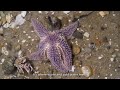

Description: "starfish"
29 18 79 73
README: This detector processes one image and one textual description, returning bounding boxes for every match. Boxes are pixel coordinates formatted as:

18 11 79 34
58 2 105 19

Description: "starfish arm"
56 21 79 39
31 18 49 37
58 39 72 71
47 40 72 73
28 42 48 60
47 45 69 72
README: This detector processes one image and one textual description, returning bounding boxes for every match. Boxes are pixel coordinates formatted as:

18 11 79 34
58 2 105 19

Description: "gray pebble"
73 31 83 39
2 56 16 75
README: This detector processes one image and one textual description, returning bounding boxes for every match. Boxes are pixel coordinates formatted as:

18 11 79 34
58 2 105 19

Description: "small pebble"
31 39 34 41
98 55 103 60
23 31 26 33
110 74 112 76
84 32 90 38
22 40 26 43
72 45 81 55
110 58 114 62
113 14 116 16
28 36 31 38
81 66 92 77
38 11 42 13
105 77 108 79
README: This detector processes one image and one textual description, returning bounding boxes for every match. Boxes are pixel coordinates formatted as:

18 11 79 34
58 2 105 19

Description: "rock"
99 11 109 17
84 32 90 38
81 66 92 77
72 45 81 55
2 57 16 74
73 31 83 39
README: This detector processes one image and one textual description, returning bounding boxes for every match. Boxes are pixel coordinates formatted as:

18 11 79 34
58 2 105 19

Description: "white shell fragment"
99 11 109 17
70 65 75 72
9 11 26 28
84 32 90 38
63 11 70 14
21 11 27 17
81 66 92 77
15 14 26 25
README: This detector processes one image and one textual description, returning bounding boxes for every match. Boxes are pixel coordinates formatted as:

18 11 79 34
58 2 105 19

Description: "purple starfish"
29 18 79 73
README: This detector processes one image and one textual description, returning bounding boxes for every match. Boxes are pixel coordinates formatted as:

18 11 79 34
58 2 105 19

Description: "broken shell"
99 11 109 17
81 66 92 77
84 32 90 38
6 13 12 23
21 11 27 17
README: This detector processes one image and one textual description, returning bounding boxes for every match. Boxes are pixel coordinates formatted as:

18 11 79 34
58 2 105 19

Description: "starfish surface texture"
29 18 79 73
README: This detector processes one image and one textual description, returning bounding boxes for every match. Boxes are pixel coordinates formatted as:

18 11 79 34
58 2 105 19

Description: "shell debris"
81 66 92 77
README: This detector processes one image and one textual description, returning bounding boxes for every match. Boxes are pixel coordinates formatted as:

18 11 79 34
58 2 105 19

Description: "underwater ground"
0 11 120 79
